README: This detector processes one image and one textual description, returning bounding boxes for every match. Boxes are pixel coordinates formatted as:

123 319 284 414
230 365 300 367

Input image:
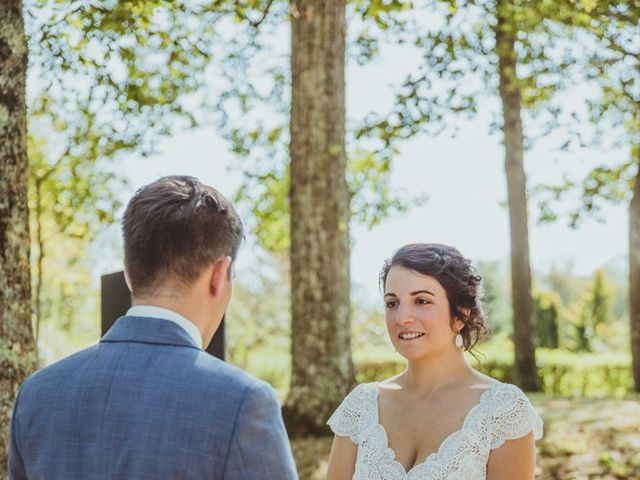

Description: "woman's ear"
454 307 471 331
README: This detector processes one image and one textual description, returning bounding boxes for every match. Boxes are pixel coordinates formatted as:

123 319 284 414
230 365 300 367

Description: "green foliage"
26 0 213 354
225 253 290 370
477 260 511 334
534 290 562 349
209 1 424 254
568 269 615 352
26 215 103 366
536 162 636 227
532 0 639 224
356 0 578 155
355 348 634 397
250 335 634 398
25 0 427 258
587 269 613 331
232 257 631 398
234 166 290 254
350 288 389 353
27 134 122 357
28 135 122 243
540 262 585 307
535 265 628 353
28 0 217 156
348 150 426 229
356 0 412 30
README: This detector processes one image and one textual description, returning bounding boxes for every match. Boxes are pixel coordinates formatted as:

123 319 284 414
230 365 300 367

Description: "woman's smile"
398 331 426 340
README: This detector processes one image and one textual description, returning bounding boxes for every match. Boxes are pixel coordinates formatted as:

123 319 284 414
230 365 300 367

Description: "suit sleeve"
8 389 27 480
222 381 298 480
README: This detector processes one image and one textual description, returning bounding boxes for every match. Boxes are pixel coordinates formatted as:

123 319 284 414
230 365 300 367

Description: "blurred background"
1 0 638 479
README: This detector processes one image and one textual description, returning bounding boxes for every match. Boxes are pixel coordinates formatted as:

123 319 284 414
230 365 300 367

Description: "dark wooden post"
100 271 131 335
100 270 225 360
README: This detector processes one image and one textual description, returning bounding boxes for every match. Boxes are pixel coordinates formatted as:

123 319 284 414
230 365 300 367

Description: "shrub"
354 348 633 398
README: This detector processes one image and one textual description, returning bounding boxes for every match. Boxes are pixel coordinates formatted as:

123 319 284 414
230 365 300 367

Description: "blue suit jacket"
9 316 298 479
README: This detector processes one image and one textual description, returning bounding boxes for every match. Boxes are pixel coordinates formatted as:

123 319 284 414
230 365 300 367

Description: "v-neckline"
371 381 500 477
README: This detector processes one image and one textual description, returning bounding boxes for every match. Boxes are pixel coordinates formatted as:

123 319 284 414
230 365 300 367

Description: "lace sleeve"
326 384 372 444
490 384 544 450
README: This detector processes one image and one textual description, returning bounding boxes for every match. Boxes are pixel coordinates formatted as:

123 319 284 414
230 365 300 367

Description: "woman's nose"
394 303 414 325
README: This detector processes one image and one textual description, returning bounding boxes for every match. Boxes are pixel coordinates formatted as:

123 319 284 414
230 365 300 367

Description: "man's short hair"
122 176 244 296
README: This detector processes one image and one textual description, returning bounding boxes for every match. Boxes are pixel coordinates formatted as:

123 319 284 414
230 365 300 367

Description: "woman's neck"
400 348 477 396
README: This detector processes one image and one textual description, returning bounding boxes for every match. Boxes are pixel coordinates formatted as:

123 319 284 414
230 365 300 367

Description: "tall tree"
355 0 580 390
534 0 639 388
283 0 354 435
631 150 640 390
0 0 37 471
212 1 417 433
495 0 537 390
25 0 419 428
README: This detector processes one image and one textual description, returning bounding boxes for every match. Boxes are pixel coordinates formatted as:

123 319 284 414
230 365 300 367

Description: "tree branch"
234 0 275 29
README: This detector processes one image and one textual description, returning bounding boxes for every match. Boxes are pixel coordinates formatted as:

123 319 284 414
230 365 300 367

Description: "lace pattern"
327 382 543 480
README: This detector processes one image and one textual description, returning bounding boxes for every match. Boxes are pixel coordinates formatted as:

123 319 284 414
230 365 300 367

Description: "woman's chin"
394 340 454 361
394 341 431 360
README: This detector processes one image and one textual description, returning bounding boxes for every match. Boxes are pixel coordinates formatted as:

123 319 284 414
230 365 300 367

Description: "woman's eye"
416 298 431 305
385 301 398 309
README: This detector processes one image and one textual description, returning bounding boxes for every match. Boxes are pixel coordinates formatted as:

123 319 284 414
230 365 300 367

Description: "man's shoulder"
17 345 99 403
18 343 276 412
190 351 276 399
26 345 99 383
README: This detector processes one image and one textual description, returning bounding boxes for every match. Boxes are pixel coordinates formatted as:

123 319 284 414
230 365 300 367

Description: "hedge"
354 348 633 398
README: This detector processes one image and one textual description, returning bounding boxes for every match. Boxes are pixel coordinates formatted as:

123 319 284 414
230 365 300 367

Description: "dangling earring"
455 333 464 349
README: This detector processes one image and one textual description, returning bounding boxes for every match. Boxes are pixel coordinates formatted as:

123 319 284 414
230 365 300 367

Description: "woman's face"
384 266 462 360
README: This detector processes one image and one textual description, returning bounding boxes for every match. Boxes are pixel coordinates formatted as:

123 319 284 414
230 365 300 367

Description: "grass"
290 395 640 480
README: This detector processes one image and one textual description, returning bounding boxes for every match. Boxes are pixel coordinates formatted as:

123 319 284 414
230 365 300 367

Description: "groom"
9 176 298 479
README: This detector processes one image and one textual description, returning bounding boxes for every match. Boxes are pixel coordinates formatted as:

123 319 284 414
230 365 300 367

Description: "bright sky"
107 40 628 306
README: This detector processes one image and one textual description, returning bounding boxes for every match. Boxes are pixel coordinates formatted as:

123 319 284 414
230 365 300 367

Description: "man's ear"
123 268 133 293
209 256 232 298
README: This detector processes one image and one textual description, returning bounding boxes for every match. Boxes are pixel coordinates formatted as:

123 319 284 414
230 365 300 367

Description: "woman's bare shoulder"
467 370 502 391
377 373 404 391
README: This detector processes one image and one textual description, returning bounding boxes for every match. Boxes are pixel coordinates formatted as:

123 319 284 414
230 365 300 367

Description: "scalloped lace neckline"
370 382 500 477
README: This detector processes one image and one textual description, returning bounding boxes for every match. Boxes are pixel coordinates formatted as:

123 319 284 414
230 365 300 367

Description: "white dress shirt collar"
126 305 203 349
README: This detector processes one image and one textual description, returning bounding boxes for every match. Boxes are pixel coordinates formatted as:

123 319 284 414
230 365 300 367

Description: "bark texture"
0 0 37 472
495 0 539 391
630 152 640 392
284 0 355 435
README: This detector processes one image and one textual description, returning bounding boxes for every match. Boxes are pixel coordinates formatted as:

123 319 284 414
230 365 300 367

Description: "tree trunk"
495 0 539 391
630 148 640 392
34 178 44 348
0 0 37 472
284 0 354 435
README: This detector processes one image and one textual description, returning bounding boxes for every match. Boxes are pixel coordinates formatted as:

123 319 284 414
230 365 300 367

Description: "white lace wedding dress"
327 382 543 480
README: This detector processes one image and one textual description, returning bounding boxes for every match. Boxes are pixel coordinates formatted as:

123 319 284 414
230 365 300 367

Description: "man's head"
122 176 244 341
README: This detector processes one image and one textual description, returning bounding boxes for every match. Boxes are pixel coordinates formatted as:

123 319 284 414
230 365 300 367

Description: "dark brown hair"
122 176 244 296
379 243 488 352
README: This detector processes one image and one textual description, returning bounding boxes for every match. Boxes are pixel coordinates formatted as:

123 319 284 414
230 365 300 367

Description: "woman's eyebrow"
384 290 436 297
410 290 435 296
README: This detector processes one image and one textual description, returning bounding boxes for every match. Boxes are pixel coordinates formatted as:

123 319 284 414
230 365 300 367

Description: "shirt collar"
126 305 203 349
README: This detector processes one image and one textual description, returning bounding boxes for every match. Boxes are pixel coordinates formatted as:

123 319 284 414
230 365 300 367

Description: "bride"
326 243 543 480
